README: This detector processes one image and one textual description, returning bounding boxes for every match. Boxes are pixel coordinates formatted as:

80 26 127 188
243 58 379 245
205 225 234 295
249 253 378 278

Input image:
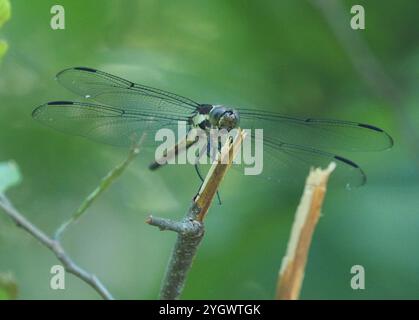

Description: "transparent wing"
32 101 189 147
55 67 200 116
239 109 393 152
230 134 366 189
263 136 365 189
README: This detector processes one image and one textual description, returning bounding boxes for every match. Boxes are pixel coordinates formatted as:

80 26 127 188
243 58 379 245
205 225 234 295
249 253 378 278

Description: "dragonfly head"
209 105 240 131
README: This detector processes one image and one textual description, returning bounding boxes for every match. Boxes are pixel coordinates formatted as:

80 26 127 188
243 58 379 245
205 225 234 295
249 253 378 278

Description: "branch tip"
276 162 335 300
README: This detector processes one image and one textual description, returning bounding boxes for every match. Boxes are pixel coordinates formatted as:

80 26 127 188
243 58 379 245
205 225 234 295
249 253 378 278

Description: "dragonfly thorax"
208 105 240 131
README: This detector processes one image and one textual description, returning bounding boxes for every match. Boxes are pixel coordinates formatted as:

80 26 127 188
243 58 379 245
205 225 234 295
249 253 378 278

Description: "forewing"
56 67 199 116
239 109 393 152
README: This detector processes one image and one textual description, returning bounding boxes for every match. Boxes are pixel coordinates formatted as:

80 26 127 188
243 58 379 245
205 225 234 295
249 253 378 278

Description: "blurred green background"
0 0 418 299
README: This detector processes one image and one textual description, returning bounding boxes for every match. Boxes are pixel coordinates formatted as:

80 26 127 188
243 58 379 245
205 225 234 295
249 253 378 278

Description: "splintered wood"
194 129 246 222
276 162 336 300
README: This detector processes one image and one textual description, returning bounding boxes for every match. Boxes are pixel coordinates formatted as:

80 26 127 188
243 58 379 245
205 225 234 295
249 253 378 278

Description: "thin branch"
147 130 246 300
149 202 204 300
54 134 146 239
0 193 114 300
146 215 197 233
0 135 146 299
276 162 335 300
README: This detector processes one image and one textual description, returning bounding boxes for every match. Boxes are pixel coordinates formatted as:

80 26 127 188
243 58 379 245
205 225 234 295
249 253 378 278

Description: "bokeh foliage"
0 0 11 62
0 0 418 299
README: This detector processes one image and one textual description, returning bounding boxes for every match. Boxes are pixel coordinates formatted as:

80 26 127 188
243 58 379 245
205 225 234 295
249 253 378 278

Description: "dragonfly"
32 67 394 189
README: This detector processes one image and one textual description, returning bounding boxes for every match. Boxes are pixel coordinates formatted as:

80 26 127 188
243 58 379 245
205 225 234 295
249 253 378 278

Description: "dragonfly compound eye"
219 110 240 130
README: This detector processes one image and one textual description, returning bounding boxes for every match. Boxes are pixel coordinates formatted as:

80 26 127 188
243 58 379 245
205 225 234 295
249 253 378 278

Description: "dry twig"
276 162 336 300
147 129 246 300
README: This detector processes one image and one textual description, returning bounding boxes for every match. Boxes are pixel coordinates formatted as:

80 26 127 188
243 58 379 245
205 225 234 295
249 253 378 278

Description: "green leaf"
0 0 11 28
0 161 21 193
0 273 18 300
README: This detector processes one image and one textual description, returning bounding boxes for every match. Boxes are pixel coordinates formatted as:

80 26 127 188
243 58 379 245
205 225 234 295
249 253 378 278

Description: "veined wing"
32 101 189 147
258 136 366 189
55 67 200 116
239 108 393 152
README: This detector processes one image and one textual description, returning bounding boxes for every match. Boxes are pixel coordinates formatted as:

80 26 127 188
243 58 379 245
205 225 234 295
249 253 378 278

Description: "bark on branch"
147 129 246 300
